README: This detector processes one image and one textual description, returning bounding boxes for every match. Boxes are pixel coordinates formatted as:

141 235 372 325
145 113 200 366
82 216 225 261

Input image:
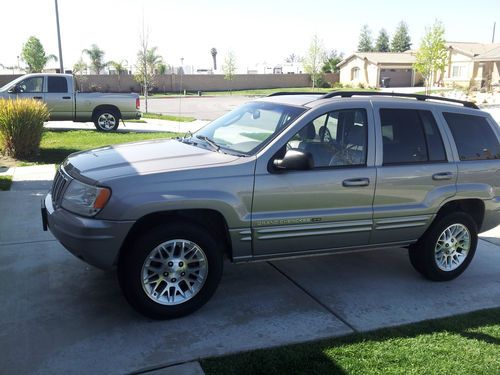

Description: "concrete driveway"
1 173 499 374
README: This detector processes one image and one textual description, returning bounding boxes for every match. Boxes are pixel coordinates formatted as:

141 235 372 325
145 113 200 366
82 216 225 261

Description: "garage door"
379 68 413 87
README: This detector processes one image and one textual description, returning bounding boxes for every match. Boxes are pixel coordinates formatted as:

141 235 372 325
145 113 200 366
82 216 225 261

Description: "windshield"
193 101 306 155
0 75 25 92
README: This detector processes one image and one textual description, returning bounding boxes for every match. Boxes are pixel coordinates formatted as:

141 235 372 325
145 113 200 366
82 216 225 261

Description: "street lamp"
54 0 64 73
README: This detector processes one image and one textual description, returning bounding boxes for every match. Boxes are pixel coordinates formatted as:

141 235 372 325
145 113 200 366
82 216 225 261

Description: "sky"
1 0 499 72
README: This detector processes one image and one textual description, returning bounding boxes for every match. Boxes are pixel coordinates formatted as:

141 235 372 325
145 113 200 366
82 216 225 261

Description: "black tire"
93 109 120 131
118 222 223 319
409 212 478 281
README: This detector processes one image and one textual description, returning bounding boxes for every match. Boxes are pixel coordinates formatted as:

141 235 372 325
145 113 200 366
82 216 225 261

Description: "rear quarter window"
443 113 500 161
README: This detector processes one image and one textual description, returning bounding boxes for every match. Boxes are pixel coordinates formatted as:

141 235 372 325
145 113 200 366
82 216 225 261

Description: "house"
443 42 500 88
337 52 419 88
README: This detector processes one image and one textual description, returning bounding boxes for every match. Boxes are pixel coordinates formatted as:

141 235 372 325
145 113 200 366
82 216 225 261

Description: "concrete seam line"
0 239 58 247
267 261 359 333
128 360 204 375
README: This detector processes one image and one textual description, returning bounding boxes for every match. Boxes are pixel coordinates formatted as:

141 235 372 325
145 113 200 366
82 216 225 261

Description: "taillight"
136 97 140 109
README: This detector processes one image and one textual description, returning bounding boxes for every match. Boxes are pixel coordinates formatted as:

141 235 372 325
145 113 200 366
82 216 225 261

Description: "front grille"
51 168 70 206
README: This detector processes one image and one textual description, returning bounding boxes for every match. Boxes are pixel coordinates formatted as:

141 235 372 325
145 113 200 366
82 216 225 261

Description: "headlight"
61 179 111 217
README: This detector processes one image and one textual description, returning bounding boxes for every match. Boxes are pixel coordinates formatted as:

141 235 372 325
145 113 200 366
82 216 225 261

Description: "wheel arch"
118 209 233 264
435 198 485 230
92 105 122 121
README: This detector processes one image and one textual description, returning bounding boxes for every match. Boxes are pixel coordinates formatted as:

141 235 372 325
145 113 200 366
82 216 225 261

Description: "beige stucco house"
443 42 500 88
337 52 418 88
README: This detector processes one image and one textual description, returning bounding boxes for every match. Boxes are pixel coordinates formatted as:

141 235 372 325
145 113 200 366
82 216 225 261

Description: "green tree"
108 60 127 75
72 58 87 75
375 29 390 52
357 25 373 52
414 20 448 94
222 51 237 93
303 34 326 89
21 36 57 73
321 50 344 73
391 21 412 52
82 44 105 74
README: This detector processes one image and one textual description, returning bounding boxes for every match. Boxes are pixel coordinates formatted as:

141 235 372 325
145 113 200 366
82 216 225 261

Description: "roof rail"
320 91 479 109
267 91 324 97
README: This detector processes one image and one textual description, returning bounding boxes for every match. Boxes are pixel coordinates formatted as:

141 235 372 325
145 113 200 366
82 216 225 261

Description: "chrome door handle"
342 178 370 187
432 172 453 181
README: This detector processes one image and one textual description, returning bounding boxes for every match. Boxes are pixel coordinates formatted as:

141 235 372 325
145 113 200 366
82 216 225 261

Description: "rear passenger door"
45 76 73 120
371 105 457 244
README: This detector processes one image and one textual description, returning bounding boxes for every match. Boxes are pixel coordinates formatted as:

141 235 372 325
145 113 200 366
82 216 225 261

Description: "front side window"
17 77 44 93
381 109 446 164
444 112 500 161
286 108 368 168
193 102 306 155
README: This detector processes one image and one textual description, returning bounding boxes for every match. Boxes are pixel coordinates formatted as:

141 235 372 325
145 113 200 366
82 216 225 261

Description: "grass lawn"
9 130 180 165
127 112 196 122
143 87 377 98
0 175 12 191
201 308 500 375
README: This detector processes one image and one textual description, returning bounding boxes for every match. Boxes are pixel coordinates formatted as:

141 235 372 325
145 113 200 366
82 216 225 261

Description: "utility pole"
492 22 496 43
54 0 64 73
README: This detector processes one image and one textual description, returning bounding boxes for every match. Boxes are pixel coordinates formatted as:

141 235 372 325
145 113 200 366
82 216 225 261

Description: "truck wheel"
94 109 119 131
409 212 477 281
118 223 223 319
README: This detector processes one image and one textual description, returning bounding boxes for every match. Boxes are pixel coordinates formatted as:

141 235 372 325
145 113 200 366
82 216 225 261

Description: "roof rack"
319 91 479 109
267 91 324 97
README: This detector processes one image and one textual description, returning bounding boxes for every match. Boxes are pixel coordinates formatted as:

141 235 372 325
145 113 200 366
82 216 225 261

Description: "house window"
452 65 465 78
351 67 360 80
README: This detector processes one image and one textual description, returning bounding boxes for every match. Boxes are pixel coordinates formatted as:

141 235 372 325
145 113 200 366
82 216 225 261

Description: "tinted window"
48 76 68 93
380 109 446 164
286 108 368 168
444 113 500 161
420 110 446 161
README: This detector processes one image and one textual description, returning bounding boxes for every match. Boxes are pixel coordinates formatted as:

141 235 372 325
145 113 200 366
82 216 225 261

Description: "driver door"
9 76 45 102
251 105 376 257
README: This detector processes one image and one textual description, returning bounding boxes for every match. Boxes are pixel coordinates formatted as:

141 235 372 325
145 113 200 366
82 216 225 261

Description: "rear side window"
380 109 447 164
444 113 500 161
47 77 68 93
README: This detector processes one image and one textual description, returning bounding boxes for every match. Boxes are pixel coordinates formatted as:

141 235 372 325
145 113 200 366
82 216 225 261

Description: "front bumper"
42 193 135 270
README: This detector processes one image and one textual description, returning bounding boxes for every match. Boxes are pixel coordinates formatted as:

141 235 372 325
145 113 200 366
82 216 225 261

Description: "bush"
0 98 49 158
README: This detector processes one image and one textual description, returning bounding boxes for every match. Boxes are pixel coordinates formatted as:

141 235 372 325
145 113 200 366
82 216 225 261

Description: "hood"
64 138 240 182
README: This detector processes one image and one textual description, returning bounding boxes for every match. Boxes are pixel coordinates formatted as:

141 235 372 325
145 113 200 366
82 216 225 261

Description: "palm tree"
146 47 163 74
82 44 105 74
211 48 217 71
108 60 127 75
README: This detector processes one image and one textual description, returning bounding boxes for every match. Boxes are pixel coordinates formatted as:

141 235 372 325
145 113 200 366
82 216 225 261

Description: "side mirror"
273 149 314 171
7 86 18 94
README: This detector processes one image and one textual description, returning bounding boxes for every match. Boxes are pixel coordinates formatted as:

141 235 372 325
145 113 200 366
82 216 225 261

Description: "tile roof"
447 42 500 60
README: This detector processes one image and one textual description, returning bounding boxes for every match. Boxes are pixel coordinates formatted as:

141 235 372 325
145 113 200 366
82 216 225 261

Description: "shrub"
0 98 49 158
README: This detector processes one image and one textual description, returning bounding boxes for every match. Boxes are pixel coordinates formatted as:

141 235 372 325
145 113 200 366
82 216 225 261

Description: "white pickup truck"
0 73 141 131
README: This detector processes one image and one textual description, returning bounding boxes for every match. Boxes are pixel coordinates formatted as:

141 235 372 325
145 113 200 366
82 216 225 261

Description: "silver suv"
42 91 500 319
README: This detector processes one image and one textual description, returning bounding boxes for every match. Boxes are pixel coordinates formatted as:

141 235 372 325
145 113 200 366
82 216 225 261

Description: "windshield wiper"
178 131 194 144
195 134 220 152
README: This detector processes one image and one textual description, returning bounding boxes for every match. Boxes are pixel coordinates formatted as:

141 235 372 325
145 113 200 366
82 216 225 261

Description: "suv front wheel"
409 212 478 281
118 223 223 319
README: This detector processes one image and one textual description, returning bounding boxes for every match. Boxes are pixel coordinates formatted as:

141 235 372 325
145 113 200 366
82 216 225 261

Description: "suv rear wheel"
409 212 478 281
118 223 223 319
